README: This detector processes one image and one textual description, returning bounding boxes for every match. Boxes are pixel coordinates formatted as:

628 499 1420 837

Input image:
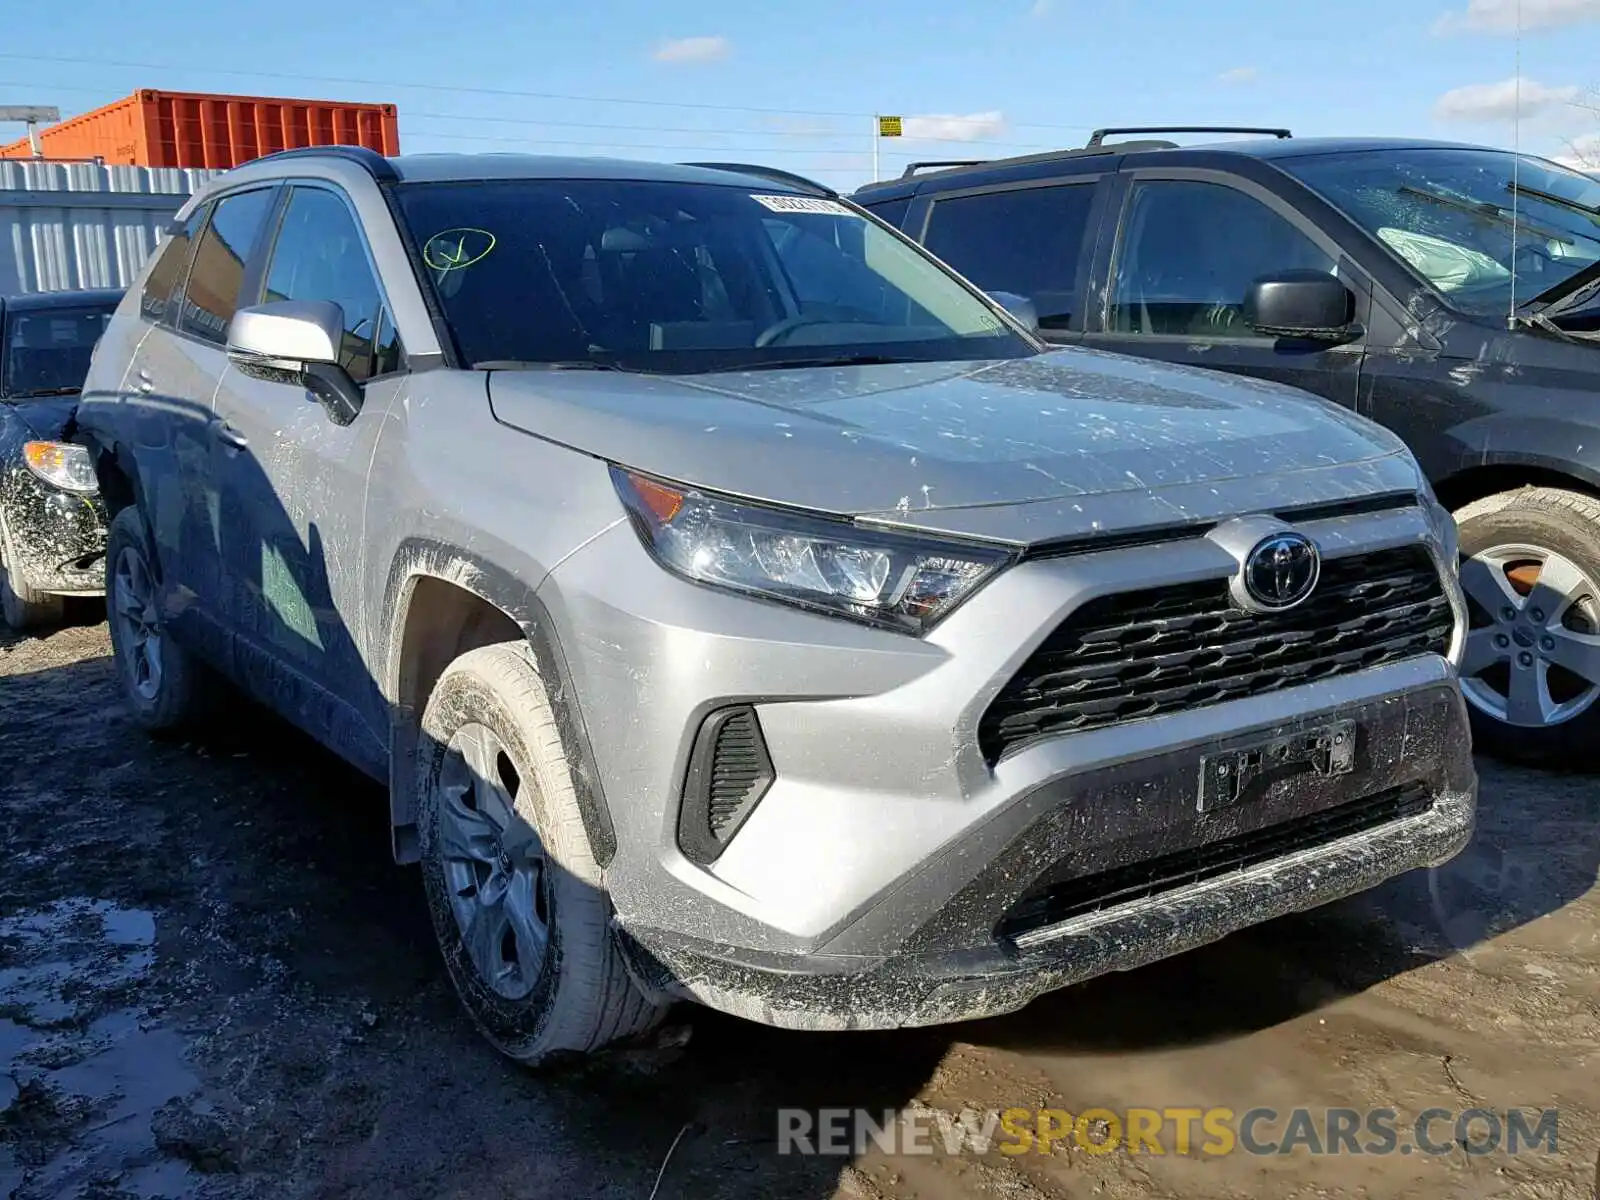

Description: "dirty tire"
1454 486 1600 768
416 641 667 1066
104 506 216 732
0 559 64 630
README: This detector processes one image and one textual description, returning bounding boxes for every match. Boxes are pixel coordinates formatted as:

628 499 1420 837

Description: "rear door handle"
214 421 248 450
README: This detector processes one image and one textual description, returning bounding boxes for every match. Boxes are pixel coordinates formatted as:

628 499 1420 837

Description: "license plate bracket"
1198 719 1357 813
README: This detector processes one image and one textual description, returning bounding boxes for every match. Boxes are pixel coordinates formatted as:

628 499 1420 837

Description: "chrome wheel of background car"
111 545 163 701
1458 543 1600 728
436 722 549 1002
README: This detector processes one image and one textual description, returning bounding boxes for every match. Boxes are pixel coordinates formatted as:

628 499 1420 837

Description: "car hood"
487 347 1415 538
3 396 76 440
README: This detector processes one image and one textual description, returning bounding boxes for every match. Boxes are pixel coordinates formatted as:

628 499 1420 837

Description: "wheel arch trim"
379 537 618 869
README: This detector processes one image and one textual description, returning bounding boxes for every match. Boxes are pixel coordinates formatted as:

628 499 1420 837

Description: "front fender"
378 537 618 868
1434 414 1600 491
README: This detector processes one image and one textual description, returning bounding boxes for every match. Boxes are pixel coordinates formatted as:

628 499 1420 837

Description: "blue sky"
3 0 1600 188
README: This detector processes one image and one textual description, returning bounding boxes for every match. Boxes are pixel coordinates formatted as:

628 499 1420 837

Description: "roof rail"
682 161 836 196
1086 126 1291 147
900 159 989 179
244 144 398 182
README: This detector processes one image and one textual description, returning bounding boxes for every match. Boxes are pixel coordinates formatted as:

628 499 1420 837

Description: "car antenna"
1508 0 1523 329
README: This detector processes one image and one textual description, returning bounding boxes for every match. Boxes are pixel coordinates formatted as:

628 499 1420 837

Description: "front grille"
979 546 1452 763
998 783 1433 942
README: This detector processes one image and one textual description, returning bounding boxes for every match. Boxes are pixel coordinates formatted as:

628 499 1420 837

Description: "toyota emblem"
1241 532 1320 611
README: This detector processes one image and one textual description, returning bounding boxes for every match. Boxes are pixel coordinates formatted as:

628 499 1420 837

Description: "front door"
210 183 404 773
1082 173 1367 409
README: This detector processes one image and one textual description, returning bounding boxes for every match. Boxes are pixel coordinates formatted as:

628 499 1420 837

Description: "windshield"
2 304 113 399
392 179 1034 372
1281 148 1600 317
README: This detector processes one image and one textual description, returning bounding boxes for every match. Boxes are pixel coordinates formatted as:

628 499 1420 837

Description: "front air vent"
678 705 775 864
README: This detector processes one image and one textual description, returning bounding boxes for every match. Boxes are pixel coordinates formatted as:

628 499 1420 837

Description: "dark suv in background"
854 126 1600 767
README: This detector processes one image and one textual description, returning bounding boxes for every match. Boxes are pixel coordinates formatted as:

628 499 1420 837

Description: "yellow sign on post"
877 115 903 137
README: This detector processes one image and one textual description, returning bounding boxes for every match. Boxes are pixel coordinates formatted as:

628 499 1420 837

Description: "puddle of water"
0 898 201 1199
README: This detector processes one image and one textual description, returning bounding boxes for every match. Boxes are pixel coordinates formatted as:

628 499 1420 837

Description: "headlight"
612 466 1013 634
23 441 98 494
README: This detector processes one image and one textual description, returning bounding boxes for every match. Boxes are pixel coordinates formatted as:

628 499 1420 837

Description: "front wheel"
416 642 667 1066
1454 486 1600 767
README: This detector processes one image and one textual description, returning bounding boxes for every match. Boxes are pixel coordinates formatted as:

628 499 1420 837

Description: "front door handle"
214 421 248 450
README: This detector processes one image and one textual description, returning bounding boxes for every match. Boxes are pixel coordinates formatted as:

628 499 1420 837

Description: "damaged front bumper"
617 681 1477 1031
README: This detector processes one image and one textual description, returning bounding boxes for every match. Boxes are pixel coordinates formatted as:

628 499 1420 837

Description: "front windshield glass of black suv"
1284 148 1600 317
2 305 114 399
393 178 1035 372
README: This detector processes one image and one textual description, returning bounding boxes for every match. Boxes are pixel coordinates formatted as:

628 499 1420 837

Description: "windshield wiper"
1398 185 1569 244
712 353 913 373
472 358 644 373
1507 180 1600 220
1517 256 1600 316
4 386 81 398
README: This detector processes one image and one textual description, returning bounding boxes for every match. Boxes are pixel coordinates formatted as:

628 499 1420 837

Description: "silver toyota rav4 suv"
76 147 1477 1065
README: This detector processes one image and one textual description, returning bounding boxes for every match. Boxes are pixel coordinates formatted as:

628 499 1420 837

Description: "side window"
923 184 1096 330
1109 180 1335 338
139 207 206 325
262 188 397 382
178 188 276 344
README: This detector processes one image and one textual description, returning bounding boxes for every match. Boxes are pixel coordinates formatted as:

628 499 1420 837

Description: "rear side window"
862 196 911 230
178 188 277 344
923 184 1097 330
262 187 394 383
139 208 205 325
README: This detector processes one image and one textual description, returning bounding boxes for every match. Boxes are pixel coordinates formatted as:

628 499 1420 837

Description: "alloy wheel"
1458 543 1600 728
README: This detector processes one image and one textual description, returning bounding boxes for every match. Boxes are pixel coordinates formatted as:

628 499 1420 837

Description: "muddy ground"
2 616 1597 1200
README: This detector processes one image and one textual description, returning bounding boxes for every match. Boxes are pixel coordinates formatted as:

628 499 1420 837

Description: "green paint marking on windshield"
423 227 497 273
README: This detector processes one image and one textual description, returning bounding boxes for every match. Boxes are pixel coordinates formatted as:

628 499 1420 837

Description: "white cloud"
652 35 731 64
1434 0 1600 33
1030 0 1054 16
1432 76 1579 122
1555 131 1600 168
1218 66 1259 85
902 111 1008 141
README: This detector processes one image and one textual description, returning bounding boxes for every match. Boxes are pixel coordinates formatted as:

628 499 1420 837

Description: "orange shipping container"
0 89 399 169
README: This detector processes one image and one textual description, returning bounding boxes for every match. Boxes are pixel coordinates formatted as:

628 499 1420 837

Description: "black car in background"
0 288 121 629
853 128 1600 767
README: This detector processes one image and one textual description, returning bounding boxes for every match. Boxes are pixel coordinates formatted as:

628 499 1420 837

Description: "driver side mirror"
1243 270 1359 341
226 300 362 426
987 290 1041 333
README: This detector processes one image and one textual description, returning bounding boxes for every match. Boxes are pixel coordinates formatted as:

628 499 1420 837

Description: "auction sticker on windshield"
750 194 854 216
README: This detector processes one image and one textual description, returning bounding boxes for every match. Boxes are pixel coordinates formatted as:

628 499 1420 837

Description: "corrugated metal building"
0 90 400 169
0 159 218 296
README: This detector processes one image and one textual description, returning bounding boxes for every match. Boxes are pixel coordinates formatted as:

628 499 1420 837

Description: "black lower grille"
677 706 775 864
708 709 768 835
980 546 1452 762
999 784 1433 941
